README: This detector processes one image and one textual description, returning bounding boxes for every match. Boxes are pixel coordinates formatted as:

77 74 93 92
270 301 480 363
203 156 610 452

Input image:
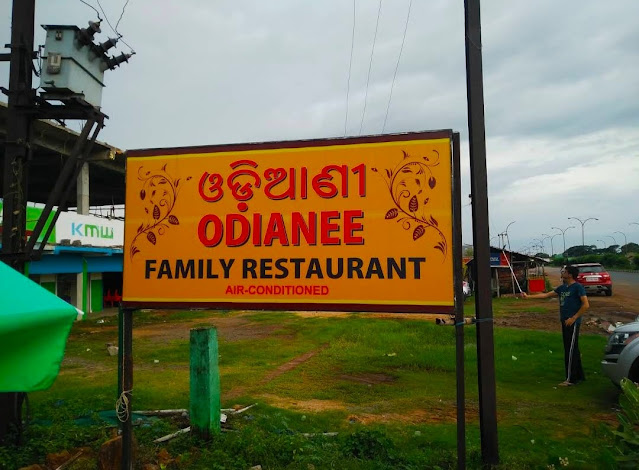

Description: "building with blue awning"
1 202 124 314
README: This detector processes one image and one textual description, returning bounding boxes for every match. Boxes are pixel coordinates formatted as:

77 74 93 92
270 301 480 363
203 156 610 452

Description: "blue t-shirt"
554 282 586 323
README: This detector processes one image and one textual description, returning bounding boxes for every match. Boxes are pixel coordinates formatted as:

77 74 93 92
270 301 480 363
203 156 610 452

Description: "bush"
606 379 639 468
341 429 394 460
557 253 632 270
601 253 631 269
545 277 553 291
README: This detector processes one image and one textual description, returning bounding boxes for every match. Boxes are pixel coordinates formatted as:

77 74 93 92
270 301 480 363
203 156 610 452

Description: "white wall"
56 212 124 247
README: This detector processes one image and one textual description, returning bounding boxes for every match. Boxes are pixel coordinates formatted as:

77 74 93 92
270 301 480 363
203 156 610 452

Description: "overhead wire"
116 36 136 54
381 0 413 134
115 0 131 33
79 0 102 20
344 0 356 137
358 0 383 135
95 0 119 37
93 0 136 53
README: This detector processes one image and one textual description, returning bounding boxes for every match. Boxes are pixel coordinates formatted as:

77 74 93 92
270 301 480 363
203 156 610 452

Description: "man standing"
522 265 589 386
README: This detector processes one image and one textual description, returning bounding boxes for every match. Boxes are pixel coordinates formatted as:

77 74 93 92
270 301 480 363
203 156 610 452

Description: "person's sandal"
558 380 573 387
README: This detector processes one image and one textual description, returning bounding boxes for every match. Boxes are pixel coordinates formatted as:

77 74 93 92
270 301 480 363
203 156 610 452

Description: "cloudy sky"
2 0 638 252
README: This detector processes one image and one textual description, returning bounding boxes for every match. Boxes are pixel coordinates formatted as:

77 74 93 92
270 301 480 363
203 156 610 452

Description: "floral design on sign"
129 164 191 260
372 149 448 258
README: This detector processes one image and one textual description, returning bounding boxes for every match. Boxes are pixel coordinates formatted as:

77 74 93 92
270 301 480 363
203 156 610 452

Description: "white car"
602 321 639 385
463 281 471 299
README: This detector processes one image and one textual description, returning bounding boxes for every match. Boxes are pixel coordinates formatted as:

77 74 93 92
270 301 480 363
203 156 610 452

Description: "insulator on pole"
77 20 102 46
99 37 119 54
105 52 133 70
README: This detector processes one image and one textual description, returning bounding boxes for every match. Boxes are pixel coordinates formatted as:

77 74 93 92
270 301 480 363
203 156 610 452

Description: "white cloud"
1 0 637 252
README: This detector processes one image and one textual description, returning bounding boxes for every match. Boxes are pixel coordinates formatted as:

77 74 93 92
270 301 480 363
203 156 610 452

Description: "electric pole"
2 0 35 272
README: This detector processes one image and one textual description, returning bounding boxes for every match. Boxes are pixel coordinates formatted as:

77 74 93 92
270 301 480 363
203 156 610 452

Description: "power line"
79 0 102 20
95 0 119 37
91 0 136 53
359 0 383 135
344 0 356 137
118 37 135 54
381 0 413 134
115 0 132 33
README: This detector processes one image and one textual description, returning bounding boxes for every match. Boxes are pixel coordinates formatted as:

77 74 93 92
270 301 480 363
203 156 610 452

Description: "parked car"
602 321 639 385
572 262 612 296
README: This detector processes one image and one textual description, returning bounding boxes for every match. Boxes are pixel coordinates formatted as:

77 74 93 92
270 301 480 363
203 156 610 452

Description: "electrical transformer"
40 22 131 108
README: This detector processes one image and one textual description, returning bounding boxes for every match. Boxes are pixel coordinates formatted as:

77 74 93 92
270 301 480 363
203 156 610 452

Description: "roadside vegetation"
545 244 639 270
0 302 631 469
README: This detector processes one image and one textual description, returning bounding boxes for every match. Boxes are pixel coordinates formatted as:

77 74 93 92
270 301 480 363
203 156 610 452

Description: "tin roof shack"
465 247 549 297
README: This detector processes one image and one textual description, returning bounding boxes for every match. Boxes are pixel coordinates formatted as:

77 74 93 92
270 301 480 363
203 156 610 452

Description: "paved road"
545 266 639 316
545 266 638 298
608 270 639 297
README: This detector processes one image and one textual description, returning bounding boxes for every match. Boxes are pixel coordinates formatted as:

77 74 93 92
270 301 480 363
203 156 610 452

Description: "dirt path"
74 276 639 422
260 344 329 384
524 267 639 334
131 311 279 343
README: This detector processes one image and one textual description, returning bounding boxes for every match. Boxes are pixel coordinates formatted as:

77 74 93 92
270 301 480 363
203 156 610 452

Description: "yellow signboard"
123 131 456 313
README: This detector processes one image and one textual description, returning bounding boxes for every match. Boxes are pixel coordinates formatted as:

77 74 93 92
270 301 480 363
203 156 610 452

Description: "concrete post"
190 328 221 439
77 162 90 215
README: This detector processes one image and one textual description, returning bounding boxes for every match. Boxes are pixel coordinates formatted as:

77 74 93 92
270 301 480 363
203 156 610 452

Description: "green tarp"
0 262 77 392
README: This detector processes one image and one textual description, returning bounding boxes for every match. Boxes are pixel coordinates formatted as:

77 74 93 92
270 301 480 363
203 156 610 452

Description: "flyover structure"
0 101 125 210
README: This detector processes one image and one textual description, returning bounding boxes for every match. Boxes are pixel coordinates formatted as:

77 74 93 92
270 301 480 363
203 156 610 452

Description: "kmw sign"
57 212 124 247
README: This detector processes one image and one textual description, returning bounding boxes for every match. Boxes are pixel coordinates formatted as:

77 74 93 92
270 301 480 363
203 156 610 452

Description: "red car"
573 263 613 296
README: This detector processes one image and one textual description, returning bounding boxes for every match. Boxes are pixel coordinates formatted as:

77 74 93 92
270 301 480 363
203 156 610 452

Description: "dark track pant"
561 321 585 383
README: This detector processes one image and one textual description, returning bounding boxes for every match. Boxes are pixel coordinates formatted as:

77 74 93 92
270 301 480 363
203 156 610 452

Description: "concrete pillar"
190 328 221 439
74 272 83 311
77 162 90 215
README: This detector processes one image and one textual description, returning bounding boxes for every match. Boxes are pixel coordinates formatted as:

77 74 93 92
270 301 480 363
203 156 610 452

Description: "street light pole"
597 239 607 249
504 221 515 250
548 233 560 257
605 235 617 251
532 238 545 255
614 231 627 252
552 226 574 256
540 234 551 255
502 221 516 295
567 217 599 247
498 233 507 250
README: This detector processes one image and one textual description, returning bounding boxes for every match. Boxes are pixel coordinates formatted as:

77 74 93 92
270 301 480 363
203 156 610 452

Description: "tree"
564 245 596 257
622 242 639 254
601 253 631 269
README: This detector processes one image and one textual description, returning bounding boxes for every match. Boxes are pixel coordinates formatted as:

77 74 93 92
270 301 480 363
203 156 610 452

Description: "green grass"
0 299 623 469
